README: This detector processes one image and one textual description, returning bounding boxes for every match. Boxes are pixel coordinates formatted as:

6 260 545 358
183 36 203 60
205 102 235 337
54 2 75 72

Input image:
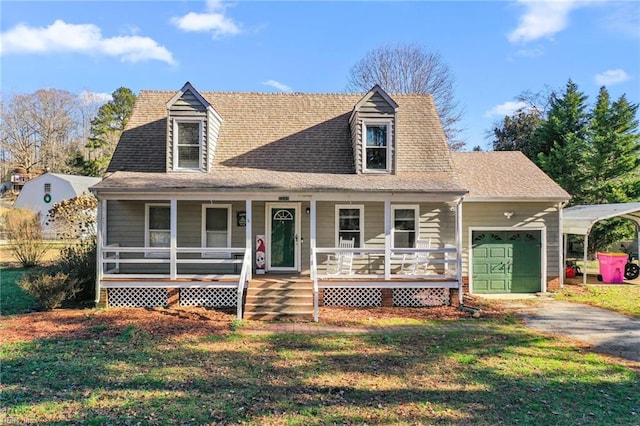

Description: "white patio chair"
326 238 355 275
401 238 432 275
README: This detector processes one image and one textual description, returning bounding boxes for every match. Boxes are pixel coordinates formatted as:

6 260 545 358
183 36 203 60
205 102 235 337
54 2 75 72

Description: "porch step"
243 278 314 320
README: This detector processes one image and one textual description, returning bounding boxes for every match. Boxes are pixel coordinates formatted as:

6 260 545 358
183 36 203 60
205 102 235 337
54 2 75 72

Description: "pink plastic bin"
597 252 628 283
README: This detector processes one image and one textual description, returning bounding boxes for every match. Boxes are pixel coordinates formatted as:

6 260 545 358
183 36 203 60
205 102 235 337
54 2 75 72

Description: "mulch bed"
1 296 506 344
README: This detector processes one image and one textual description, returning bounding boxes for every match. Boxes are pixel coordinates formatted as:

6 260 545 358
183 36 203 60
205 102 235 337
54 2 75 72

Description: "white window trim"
145 203 170 258
335 204 365 248
391 205 420 248
361 119 392 173
201 204 232 258
172 118 204 171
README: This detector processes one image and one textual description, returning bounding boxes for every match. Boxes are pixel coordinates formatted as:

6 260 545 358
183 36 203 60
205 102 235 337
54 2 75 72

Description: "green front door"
472 231 541 293
269 206 297 270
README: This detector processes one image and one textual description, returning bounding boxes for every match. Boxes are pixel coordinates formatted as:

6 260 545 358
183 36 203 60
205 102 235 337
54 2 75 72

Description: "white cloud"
515 46 544 57
594 69 631 86
484 101 529 118
0 19 175 64
507 0 580 43
262 80 292 92
171 0 241 38
79 91 112 105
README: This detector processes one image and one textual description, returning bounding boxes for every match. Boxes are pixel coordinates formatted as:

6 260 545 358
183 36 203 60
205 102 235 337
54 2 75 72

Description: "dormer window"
173 119 202 170
363 120 392 173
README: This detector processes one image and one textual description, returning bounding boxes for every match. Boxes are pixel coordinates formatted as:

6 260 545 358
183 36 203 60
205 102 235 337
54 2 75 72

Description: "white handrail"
236 247 251 320
311 247 319 322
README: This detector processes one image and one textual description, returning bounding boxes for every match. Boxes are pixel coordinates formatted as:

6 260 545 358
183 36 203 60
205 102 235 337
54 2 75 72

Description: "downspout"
94 195 104 305
455 196 464 305
558 201 569 289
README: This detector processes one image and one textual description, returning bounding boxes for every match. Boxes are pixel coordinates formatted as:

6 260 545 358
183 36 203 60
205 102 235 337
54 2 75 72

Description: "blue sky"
1 0 639 149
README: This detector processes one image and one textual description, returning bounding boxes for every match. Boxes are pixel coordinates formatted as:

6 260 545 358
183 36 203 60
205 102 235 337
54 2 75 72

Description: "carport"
563 203 640 285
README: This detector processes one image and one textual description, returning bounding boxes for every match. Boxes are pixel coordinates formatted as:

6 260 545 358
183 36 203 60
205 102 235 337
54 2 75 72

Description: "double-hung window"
202 205 232 258
173 120 202 170
145 203 170 257
363 121 391 172
335 205 364 247
392 205 419 248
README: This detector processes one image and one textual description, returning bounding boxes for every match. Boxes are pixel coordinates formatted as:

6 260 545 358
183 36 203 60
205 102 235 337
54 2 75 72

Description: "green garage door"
472 231 541 293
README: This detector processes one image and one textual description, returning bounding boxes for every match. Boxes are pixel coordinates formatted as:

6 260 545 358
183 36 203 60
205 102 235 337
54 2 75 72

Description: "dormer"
349 85 398 174
166 82 223 172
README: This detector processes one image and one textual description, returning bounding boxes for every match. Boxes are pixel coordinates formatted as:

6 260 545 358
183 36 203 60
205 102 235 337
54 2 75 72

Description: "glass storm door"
267 204 299 271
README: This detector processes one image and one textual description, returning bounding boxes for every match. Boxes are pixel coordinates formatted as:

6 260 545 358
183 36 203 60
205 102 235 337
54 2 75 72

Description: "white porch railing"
311 246 461 322
99 246 249 279
99 245 252 320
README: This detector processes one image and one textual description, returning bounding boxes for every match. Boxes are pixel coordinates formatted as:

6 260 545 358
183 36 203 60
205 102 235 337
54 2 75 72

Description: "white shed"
13 173 101 237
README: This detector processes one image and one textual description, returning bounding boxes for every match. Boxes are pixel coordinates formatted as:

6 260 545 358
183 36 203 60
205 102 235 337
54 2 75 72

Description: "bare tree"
1 89 81 173
346 43 465 150
1 95 39 171
27 89 80 172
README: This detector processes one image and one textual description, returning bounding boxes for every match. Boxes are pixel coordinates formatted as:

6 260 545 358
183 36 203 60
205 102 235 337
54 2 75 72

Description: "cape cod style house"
91 82 569 320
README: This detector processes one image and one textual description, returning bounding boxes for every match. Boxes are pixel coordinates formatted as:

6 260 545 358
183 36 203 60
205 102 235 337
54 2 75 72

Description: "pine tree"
587 88 640 204
536 80 591 203
81 87 136 176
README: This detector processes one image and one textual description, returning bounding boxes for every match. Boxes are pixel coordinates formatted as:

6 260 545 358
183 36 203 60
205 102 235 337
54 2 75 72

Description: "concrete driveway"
500 299 640 362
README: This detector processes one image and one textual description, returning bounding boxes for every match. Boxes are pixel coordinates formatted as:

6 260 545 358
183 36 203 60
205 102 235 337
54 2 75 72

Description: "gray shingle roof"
108 90 454 175
92 170 464 194
100 88 464 194
451 151 570 201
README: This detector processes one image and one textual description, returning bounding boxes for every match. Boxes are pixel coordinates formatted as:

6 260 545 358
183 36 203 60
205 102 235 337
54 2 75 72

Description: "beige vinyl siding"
351 92 396 174
166 90 208 171
461 202 561 277
106 200 252 274
314 201 454 275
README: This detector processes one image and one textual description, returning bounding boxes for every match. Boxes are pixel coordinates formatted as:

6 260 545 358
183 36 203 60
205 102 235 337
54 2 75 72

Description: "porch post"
95 198 104 304
310 199 317 264
456 199 463 305
245 199 252 280
170 198 177 280
384 200 391 280
310 199 318 322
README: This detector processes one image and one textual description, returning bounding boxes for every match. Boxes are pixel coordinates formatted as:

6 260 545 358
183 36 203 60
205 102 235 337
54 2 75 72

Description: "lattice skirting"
323 288 382 307
108 288 168 307
180 288 237 307
393 288 450 307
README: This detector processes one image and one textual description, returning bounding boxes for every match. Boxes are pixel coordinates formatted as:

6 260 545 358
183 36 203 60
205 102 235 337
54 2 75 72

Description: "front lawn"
0 267 37 315
553 283 640 318
1 307 638 425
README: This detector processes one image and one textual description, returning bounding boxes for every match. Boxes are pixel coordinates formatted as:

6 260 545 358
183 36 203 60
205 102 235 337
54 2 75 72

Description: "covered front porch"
95 192 464 321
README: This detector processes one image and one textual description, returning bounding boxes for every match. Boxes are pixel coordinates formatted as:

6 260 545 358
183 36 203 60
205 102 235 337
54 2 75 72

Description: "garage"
472 230 542 293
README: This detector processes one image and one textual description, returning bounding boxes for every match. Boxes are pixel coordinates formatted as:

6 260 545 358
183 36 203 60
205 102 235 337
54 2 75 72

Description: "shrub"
53 238 97 301
18 271 80 310
3 208 50 267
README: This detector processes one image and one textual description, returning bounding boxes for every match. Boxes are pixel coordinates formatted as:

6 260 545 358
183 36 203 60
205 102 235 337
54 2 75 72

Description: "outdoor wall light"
503 211 514 219
306 207 311 214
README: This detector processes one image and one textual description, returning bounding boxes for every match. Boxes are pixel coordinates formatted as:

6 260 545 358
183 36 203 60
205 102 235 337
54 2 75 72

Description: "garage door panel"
472 230 541 294
489 279 509 291
489 247 508 257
